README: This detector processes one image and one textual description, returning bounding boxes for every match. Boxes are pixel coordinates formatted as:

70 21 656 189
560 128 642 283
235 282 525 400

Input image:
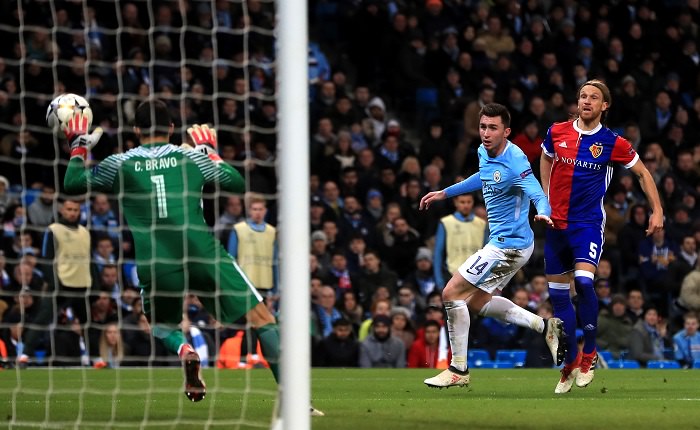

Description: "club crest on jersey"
493 170 502 183
589 143 603 158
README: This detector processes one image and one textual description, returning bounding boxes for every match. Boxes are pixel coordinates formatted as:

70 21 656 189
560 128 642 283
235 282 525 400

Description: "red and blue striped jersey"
541 120 638 229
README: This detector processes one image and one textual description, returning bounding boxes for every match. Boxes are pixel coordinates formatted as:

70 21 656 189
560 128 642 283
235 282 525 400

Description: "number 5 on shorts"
589 242 598 259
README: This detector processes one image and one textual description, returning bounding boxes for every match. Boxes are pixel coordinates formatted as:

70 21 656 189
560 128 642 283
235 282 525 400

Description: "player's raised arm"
629 159 664 236
421 172 481 210
186 124 245 193
63 113 112 195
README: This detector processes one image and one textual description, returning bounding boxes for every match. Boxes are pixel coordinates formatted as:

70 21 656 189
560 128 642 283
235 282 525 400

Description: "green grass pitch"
2 368 700 429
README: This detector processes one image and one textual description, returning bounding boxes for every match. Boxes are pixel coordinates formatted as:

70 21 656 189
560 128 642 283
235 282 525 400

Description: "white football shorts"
457 242 534 294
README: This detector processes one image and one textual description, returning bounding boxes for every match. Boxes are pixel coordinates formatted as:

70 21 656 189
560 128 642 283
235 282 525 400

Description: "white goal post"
277 0 311 429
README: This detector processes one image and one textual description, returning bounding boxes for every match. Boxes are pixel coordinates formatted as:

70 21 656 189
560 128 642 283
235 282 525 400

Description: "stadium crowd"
0 0 699 369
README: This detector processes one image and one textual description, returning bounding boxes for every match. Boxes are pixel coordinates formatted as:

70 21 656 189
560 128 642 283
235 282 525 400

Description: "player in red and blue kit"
540 80 664 394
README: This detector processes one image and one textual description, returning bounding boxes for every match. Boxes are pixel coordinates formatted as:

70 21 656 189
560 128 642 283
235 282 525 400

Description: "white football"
46 93 93 133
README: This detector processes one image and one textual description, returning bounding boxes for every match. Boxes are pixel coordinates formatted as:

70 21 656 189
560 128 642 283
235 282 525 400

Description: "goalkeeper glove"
64 113 104 160
187 124 222 163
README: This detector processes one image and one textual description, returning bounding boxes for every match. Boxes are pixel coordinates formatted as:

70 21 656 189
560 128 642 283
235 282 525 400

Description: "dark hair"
478 103 511 128
332 318 352 328
423 320 441 331
134 100 172 136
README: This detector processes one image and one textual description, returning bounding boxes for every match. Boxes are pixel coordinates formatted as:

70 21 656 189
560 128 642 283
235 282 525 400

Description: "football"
46 93 93 133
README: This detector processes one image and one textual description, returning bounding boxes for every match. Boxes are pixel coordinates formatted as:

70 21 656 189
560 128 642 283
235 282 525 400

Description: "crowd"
0 0 699 368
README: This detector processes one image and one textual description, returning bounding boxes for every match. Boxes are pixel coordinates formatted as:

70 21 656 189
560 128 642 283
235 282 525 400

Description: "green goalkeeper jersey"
64 142 245 270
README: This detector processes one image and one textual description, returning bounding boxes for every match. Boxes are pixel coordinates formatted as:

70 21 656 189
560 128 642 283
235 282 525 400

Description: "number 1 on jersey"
150 174 168 218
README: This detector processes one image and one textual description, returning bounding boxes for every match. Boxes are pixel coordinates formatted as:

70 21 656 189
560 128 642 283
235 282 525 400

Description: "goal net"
0 0 288 428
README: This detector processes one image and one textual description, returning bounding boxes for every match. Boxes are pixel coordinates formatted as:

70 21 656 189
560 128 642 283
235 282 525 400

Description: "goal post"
276 0 311 428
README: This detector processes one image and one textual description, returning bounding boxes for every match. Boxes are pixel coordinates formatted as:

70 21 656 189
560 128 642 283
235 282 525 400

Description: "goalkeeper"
63 100 281 403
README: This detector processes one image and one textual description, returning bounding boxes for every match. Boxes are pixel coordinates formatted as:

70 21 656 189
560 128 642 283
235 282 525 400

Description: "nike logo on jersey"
558 141 567 148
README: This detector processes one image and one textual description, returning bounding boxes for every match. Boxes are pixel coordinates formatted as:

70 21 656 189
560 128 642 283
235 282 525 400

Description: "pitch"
2 368 699 429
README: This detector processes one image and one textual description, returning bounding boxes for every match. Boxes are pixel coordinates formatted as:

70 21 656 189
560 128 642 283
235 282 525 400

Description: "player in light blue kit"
421 103 564 388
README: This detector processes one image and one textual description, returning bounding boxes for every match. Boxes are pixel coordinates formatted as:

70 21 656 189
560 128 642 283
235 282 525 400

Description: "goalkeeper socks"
256 324 281 384
479 296 545 333
444 300 470 372
574 271 598 355
548 284 579 364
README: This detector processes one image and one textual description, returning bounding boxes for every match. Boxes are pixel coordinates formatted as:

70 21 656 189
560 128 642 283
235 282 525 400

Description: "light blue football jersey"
445 141 551 249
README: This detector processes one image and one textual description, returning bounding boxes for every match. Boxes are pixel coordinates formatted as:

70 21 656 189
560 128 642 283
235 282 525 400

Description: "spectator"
315 318 359 367
382 217 421 279
628 306 672 367
393 285 425 323
638 227 677 312
89 193 119 242
618 204 650 283
313 285 343 338
356 250 398 309
358 315 406 368
639 90 675 143
87 289 118 358
594 278 613 312
400 177 436 242
626 289 646 324
337 195 375 248
512 117 543 165
418 120 452 175
310 230 331 270
214 196 245 243
375 202 402 246
98 264 120 304
320 181 343 220
121 297 152 366
525 273 548 309
462 85 496 169
8 262 44 294
408 320 448 368
595 258 618 288
474 15 515 61
364 189 384 225
597 294 634 359
603 186 630 259
338 290 363 333
358 298 392 342
678 259 700 315
26 185 56 227
92 234 116 275
522 301 556 368
94 322 123 369
365 97 388 146
7 287 64 363
0 176 16 220
669 235 698 293
345 234 367 274
658 175 683 215
322 250 358 301
674 149 699 193
673 312 700 368
404 247 439 299
390 306 416 352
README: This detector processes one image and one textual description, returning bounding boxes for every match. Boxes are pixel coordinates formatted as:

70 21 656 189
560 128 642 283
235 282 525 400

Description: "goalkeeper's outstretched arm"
186 124 245 194
63 113 113 195
64 154 120 195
